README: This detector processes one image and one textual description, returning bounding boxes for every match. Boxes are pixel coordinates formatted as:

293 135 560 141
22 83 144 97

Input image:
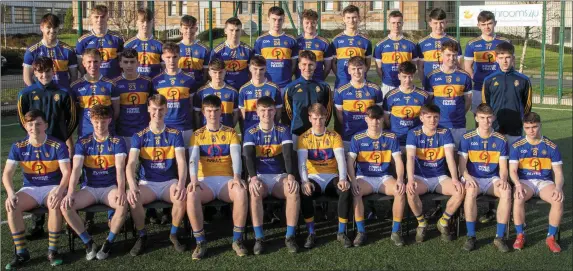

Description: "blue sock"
79 231 92 244
356 217 366 233
170 224 179 235
233 226 244 241
496 223 507 238
286 225 296 237
254 226 264 239
515 224 524 234
107 232 117 243
548 224 558 237
107 210 115 220
466 221 476 237
338 218 347 233
392 220 401 233
193 229 206 242
305 217 315 234
138 229 147 237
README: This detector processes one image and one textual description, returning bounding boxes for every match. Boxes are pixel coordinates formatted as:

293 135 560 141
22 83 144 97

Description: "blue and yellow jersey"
211 41 254 90
458 130 508 178
334 81 383 141
406 126 455 178
7 136 69 187
191 126 241 178
153 70 196 131
510 137 562 181
238 80 283 130
76 30 125 79
243 124 292 174
331 32 373 88
71 75 118 137
23 40 78 88
131 126 185 182
254 32 299 88
296 35 334 81
417 34 462 81
374 36 420 87
194 83 239 127
425 68 473 129
113 75 154 137
178 40 211 84
464 35 511 91
74 134 127 188
383 87 430 145
297 129 344 175
124 36 163 78
349 130 401 177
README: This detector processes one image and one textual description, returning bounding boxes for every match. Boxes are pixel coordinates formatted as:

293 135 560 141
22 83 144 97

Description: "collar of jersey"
180 39 198 46
84 74 103 83
399 85 415 94
525 135 544 145
258 123 275 132
311 128 326 136
366 130 383 139
387 34 404 41
149 125 166 134
209 81 226 90
301 33 318 40
122 73 140 81
430 33 447 39
268 31 285 37
476 128 494 139
41 39 59 48
251 79 267 87
165 69 182 76
93 134 110 143
29 135 48 147
225 41 241 49
137 35 154 41
91 29 109 38
351 80 366 89
501 67 515 74
480 34 497 42
421 126 437 136
439 66 457 75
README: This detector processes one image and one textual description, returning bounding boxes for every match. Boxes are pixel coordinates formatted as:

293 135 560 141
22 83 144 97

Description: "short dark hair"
421 104 441 115
308 103 327 117
365 105 384 119
180 15 197 27
398 61 417 75
250 55 267 67
91 5 108 16
40 13 61 28
268 6 285 17
342 5 360 16
348 56 365 67
256 96 276 108
148 94 167 106
477 10 495 23
24 109 47 123
495 42 515 55
137 8 154 22
225 17 242 27
428 8 447 21
302 9 318 21
119 48 138 61
475 103 494 115
523 112 541 124
440 40 459 53
299 50 317 63
162 42 180 55
90 105 112 119
32 57 54 72
202 95 222 109
389 10 403 19
208 58 225 70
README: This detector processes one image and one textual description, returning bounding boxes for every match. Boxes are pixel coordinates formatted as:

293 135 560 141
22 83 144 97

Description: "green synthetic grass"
0 106 571 270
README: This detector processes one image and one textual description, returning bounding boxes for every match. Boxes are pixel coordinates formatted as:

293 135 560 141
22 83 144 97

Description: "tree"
64 7 74 32
107 1 138 38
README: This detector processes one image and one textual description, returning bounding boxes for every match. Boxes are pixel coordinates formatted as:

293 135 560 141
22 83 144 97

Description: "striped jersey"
464 35 511 91
152 70 196 131
417 34 462 85
194 83 239 127
509 137 562 181
113 75 155 137
296 35 334 81
349 130 401 177
74 134 127 188
210 41 254 90
131 126 185 182
191 126 241 178
331 32 373 88
374 36 420 87
76 30 125 78
7 136 69 187
297 129 344 175
254 32 299 88
70 75 118 137
334 81 384 141
406 126 455 178
178 40 211 84
425 68 473 129
23 40 78 88
238 80 283 130
124 36 163 78
243 124 292 174
458 129 508 178
383 86 430 145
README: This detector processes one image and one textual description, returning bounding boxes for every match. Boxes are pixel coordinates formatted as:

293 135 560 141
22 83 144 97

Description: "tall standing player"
296 9 334 81
178 15 210 91
125 8 164 78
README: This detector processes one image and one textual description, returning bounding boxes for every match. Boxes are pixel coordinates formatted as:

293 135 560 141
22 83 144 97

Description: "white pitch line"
533 107 573 111
1 123 20 127
0 214 31 225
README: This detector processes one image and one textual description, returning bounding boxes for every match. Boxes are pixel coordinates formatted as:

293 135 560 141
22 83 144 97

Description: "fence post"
77 0 82 37
234 1 240 17
282 1 297 33
209 0 213 50
557 0 565 104
540 1 547 104
383 1 388 36
258 1 262 36
148 1 154 34
456 0 460 41
317 1 321 35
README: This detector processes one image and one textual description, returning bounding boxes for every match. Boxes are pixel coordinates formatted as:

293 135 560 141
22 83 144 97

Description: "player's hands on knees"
351 181 360 196
286 174 298 194
232 177 247 190
464 177 477 189
187 179 201 193
249 176 263 197
5 194 18 212
407 180 418 195
514 182 525 199
302 181 315 196
452 179 464 194
48 188 65 209
552 187 564 203
116 190 127 206
496 180 510 191
127 189 140 206
174 182 186 201
62 192 75 210
396 180 406 195
338 179 350 192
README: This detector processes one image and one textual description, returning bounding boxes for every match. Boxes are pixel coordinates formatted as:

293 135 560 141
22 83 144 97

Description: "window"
168 1 177 16
108 1 115 18
14 7 33 24
321 1 334 12
35 7 52 24
388 1 398 10
4 6 13 23
237 1 249 15
180 1 187 15
553 27 572 44
425 1 434 11
370 1 383 11
292 1 297 13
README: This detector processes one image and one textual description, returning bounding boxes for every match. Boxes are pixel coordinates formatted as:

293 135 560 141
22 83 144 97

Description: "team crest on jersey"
365 91 370 97
33 95 39 100
402 44 407 50
45 152 50 158
101 87 106 93
542 149 547 155
492 142 496 148
357 40 362 46
194 50 199 56
151 46 156 51
54 94 60 101
283 41 288 46
456 77 460 82
315 43 320 48
514 80 519 87
170 78 176 85
297 88 303 93
107 40 113 45
265 90 270 96
494 81 499 86
316 86 321 92
414 98 419 103
224 93 230 98
221 135 227 141
180 79 185 84
446 76 452 83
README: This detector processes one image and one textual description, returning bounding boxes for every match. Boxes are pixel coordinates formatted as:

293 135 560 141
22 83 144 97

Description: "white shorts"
18 185 58 207
140 179 177 200
183 129 193 148
381 83 396 98
308 173 338 193
200 176 232 199
414 175 449 193
461 176 500 195
258 173 287 195
357 175 393 193
521 179 554 197
122 136 132 150
82 185 116 204
471 90 483 114
449 128 467 150
343 141 351 153
504 134 521 145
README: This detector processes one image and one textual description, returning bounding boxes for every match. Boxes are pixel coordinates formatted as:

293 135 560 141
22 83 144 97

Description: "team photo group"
2 2 565 269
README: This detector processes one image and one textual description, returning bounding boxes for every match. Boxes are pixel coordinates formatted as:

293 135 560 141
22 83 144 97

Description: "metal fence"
1 0 572 115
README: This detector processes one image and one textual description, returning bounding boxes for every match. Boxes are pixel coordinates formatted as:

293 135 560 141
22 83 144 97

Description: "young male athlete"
254 6 299 91
374 10 420 97
458 103 512 252
23 13 77 88
61 105 129 260
510 112 564 253
178 15 210 91
125 94 188 256
298 104 351 249
76 5 125 79
3 110 71 268
334 56 383 150
211 17 254 91
125 8 163 78
243 96 300 254
187 95 249 259
405 104 465 243
346 105 406 247
296 9 334 81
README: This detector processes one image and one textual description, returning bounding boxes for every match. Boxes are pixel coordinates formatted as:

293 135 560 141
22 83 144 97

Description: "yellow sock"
416 215 427 227
439 212 452 226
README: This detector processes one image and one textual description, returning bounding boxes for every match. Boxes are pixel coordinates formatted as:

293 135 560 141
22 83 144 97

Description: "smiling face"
40 24 58 42
303 18 317 35
34 68 54 85
180 23 198 41
256 105 276 124
429 18 446 35
148 101 167 123
348 62 365 81
90 116 111 136
82 55 101 77
298 57 316 79
343 11 360 30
